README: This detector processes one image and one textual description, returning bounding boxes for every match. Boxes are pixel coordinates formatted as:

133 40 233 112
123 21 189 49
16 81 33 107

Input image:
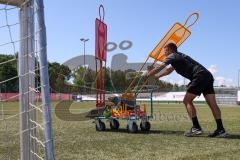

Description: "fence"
2 91 239 105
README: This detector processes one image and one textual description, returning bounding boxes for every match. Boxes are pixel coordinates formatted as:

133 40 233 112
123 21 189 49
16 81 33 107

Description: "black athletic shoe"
208 129 227 138
184 127 203 137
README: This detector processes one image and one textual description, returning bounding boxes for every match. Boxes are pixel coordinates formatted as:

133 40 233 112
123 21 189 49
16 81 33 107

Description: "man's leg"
183 92 203 136
204 94 221 119
204 94 226 137
183 92 198 118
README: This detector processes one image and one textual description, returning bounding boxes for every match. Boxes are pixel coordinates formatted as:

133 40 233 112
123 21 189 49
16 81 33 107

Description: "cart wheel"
96 120 106 131
140 121 151 132
110 119 120 130
127 122 138 133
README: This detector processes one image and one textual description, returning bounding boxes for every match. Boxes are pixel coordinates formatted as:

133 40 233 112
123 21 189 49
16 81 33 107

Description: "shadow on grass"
103 129 240 139
103 128 185 136
222 134 240 139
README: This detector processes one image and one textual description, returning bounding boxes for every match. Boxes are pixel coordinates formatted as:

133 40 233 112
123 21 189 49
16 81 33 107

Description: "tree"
73 67 86 87
0 54 18 92
48 62 71 93
70 67 179 94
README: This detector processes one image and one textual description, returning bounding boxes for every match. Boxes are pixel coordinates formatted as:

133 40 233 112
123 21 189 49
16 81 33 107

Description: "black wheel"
96 120 106 131
110 119 120 130
127 122 138 133
140 121 151 132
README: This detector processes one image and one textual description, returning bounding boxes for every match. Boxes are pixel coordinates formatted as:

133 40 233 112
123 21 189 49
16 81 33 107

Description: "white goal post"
0 0 54 160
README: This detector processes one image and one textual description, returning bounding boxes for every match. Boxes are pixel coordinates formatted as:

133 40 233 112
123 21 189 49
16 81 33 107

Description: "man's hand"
141 70 148 77
141 71 151 81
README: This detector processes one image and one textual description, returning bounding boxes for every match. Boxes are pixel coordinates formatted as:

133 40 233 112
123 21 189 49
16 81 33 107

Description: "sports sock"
216 119 224 130
192 116 201 129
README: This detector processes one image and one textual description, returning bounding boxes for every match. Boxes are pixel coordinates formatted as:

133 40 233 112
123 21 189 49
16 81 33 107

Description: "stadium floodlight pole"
80 38 89 94
80 38 89 68
238 69 240 89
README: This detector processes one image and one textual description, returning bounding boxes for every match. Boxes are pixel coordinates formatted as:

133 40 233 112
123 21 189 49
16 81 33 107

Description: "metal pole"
80 38 89 68
35 0 54 159
238 69 240 89
84 41 85 67
150 91 153 118
80 38 89 94
19 1 32 159
27 1 37 159
83 41 86 94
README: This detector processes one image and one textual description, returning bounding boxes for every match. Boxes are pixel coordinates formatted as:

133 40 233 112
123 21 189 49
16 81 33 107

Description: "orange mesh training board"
149 22 191 62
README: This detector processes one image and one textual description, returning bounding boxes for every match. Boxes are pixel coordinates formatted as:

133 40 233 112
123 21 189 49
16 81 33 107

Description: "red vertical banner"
95 18 107 61
95 5 107 108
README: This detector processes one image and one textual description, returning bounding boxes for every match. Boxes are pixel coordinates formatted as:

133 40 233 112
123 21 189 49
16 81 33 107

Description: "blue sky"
1 0 240 86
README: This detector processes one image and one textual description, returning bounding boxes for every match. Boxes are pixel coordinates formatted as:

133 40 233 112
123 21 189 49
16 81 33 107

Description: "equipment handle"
99 4 105 22
183 12 199 29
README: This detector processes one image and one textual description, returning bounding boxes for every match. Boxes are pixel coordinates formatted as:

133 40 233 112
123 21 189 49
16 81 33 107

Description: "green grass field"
1 101 240 160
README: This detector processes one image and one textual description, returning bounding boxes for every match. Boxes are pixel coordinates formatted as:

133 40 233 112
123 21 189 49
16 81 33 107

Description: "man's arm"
157 66 174 78
147 63 168 77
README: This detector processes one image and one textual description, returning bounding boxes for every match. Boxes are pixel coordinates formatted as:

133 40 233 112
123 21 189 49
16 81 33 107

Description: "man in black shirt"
147 43 226 137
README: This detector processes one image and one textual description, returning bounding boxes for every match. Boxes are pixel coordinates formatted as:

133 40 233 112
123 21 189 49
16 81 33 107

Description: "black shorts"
187 72 215 96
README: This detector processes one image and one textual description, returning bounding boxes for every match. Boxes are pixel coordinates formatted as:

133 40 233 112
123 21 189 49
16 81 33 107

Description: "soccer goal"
0 0 54 159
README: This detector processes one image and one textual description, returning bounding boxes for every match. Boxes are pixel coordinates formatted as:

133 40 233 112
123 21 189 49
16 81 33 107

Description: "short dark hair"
165 43 177 52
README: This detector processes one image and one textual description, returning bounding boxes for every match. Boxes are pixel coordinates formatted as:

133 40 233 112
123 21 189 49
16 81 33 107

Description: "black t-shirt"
163 51 213 81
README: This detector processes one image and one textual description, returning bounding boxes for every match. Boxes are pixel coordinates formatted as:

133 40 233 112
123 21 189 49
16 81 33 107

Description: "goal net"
0 0 54 159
